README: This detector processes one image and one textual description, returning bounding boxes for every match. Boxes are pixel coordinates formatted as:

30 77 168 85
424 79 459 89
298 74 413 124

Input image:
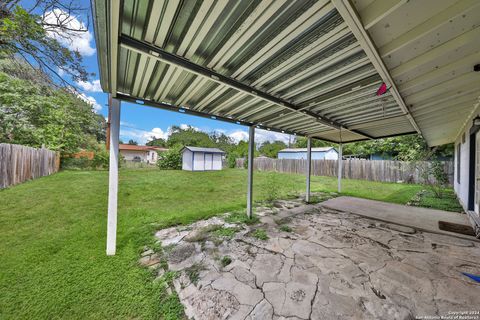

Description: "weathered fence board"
0 143 59 189
236 158 454 186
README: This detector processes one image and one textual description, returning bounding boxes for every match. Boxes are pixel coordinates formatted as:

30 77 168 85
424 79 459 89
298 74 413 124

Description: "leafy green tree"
0 2 91 85
127 139 138 145
0 70 105 154
294 137 330 148
146 137 167 147
167 125 215 148
258 140 287 158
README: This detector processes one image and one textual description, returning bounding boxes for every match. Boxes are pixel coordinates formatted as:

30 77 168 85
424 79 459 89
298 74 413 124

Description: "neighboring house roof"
182 146 225 154
279 147 336 153
119 144 168 152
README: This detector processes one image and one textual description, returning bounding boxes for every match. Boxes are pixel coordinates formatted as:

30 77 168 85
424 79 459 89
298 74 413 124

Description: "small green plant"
184 263 206 285
279 225 292 232
251 228 269 240
225 211 259 225
159 292 185 320
220 256 232 267
212 227 239 239
263 172 280 202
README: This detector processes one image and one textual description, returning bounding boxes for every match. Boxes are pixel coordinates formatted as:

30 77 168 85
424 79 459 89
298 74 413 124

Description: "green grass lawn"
0 168 449 319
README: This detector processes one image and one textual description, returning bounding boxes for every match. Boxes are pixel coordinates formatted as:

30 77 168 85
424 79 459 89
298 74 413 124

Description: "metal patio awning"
92 0 480 146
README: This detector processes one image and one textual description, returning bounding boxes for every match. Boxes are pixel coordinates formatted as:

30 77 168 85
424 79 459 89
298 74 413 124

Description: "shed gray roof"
182 146 225 154
279 147 336 153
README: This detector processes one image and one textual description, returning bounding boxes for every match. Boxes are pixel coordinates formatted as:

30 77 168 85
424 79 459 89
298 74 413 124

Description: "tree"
127 139 138 145
0 1 92 86
341 134 453 161
146 137 167 147
259 140 287 158
167 125 215 148
0 67 105 154
294 137 330 148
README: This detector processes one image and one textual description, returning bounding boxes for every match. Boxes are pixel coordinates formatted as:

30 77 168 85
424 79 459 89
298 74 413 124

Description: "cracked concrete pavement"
146 196 480 320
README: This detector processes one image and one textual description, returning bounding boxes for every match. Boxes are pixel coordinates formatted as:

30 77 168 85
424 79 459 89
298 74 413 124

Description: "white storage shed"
181 146 225 171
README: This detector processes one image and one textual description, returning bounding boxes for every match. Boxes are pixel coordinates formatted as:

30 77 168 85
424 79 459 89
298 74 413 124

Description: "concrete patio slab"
322 196 478 242
143 195 480 320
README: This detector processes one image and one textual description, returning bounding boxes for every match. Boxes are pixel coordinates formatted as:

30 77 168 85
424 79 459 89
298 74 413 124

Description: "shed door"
205 153 213 170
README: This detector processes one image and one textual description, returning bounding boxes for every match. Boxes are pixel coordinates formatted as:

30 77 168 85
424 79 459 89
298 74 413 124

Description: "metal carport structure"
91 0 480 254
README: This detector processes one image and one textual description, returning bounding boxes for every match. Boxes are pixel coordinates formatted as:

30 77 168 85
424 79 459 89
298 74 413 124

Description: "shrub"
226 153 237 168
157 145 182 170
421 161 449 198
263 172 280 202
92 149 109 169
60 156 92 170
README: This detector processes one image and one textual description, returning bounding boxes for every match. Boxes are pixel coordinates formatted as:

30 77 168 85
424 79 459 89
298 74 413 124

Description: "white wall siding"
182 149 192 170
325 149 339 160
213 154 222 170
193 152 205 171
454 111 480 215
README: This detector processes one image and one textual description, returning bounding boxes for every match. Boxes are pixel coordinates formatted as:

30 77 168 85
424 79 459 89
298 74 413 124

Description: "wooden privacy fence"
0 143 60 189
236 158 454 186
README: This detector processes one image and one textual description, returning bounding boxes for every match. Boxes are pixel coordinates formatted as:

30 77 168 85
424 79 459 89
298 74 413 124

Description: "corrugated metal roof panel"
95 0 480 144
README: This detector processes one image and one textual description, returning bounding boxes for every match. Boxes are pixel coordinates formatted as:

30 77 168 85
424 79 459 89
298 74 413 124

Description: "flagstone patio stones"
145 195 480 319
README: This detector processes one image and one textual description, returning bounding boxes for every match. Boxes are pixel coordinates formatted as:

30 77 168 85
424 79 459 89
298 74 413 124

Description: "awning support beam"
119 34 374 140
106 96 121 255
246 126 255 218
306 137 312 203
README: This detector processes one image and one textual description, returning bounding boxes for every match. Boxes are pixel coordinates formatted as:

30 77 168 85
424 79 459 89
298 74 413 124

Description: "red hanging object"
376 82 388 96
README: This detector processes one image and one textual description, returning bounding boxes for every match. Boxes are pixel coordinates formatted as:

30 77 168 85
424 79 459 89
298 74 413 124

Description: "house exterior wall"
278 150 338 160
120 150 159 164
120 150 148 162
454 121 474 212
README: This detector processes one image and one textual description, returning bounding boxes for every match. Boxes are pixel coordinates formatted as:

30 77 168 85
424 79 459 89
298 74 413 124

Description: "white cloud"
43 9 96 56
120 127 169 145
76 92 102 113
227 128 292 145
77 79 102 92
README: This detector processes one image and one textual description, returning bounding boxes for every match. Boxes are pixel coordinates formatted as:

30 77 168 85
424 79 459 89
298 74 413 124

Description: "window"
457 143 461 184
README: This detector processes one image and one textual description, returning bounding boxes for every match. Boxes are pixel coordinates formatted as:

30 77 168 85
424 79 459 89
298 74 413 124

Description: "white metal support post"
338 143 343 193
107 97 121 255
246 126 255 218
306 137 312 202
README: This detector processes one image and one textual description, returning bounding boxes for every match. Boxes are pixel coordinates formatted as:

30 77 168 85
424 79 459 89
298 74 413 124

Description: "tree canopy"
258 140 287 158
0 61 105 154
0 1 91 85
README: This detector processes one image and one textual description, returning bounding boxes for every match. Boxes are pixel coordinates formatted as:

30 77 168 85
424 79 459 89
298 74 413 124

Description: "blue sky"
46 3 294 146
